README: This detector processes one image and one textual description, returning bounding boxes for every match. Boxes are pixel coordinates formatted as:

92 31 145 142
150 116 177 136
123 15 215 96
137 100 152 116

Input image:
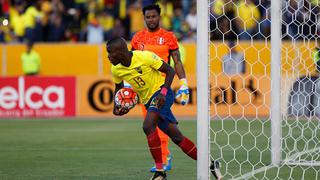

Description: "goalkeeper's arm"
171 49 190 105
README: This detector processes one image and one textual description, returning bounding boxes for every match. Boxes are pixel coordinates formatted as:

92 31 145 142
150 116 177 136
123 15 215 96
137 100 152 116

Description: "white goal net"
197 0 320 179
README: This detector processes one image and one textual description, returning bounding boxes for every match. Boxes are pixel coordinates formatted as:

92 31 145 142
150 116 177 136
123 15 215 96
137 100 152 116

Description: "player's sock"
147 130 163 170
178 136 197 160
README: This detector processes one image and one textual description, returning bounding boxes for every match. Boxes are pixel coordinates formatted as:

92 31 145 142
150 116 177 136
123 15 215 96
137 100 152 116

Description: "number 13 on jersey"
133 77 145 87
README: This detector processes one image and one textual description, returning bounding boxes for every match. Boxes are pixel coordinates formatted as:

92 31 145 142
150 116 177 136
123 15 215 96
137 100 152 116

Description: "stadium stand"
0 0 319 43
0 0 194 42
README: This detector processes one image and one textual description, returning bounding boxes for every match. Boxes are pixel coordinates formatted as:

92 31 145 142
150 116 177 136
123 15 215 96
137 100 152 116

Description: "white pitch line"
232 165 274 180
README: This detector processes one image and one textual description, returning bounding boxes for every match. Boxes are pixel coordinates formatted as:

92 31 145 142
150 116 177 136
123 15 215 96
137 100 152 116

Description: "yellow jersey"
23 6 42 28
11 14 25 36
111 50 165 104
21 50 41 74
236 1 260 30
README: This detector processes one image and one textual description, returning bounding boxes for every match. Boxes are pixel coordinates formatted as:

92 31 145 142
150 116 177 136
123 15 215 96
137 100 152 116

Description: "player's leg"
145 88 176 179
143 110 162 168
161 121 222 180
163 122 197 160
150 127 171 172
142 101 172 172
157 128 171 167
143 111 167 180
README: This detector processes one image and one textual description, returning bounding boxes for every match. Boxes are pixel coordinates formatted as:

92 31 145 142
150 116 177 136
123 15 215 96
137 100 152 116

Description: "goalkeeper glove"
175 78 189 105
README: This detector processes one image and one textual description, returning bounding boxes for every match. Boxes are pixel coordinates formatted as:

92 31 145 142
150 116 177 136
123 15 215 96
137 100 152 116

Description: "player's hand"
155 94 166 109
113 106 130 116
175 79 189 105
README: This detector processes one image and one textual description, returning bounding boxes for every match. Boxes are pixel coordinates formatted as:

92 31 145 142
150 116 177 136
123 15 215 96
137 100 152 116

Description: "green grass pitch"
0 119 319 179
0 119 196 180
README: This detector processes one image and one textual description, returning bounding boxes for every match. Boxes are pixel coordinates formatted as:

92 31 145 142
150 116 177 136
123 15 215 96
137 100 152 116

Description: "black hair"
106 36 127 50
107 36 124 46
142 4 161 15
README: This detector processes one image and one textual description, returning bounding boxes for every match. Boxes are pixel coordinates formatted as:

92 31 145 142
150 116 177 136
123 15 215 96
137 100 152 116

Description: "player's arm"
158 61 175 90
171 49 186 79
171 48 190 105
155 61 175 108
113 82 130 116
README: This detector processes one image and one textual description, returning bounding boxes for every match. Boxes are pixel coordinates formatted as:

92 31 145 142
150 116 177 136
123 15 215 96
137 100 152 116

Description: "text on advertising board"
0 77 76 118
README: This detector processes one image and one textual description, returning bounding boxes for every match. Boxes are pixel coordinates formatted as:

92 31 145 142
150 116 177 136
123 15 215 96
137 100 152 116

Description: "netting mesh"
209 0 320 179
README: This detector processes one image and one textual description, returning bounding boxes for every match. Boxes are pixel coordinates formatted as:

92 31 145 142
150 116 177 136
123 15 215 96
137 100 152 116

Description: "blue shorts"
144 88 177 131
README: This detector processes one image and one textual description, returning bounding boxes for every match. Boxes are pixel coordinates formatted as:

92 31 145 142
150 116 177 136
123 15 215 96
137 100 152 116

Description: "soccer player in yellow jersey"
106 37 203 180
131 4 189 172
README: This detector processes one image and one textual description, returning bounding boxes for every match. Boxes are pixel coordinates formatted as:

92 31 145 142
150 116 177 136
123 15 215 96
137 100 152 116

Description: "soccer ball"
114 88 138 109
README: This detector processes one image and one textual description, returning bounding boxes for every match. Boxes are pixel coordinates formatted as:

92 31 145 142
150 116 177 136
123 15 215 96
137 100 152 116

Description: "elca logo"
0 77 65 109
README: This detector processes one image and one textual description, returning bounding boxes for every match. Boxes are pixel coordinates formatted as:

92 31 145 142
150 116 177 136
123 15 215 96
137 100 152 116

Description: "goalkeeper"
107 37 222 180
131 4 189 172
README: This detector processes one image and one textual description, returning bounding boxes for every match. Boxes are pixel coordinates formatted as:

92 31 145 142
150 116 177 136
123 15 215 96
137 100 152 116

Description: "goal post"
270 0 282 166
196 0 210 179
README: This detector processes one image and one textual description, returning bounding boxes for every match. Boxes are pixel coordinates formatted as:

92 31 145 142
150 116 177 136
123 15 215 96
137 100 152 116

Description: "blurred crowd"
0 0 197 43
0 0 319 43
211 0 320 41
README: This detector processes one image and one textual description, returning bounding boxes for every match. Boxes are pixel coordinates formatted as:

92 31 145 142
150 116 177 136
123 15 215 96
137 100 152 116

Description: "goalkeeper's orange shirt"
131 28 179 63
